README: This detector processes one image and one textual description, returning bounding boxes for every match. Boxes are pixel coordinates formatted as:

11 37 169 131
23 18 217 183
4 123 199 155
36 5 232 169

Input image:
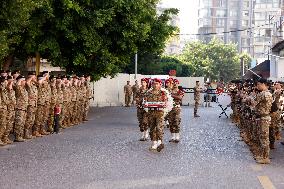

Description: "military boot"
0 140 6 146
275 131 281 140
270 143 275 149
256 158 270 164
157 140 164 152
149 141 158 151
24 129 34 139
15 137 25 142
33 131 43 137
175 133 180 143
2 136 13 145
169 133 175 142
39 127 50 135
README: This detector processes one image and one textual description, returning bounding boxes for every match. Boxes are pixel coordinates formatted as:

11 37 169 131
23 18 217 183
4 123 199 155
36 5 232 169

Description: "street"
1 105 284 189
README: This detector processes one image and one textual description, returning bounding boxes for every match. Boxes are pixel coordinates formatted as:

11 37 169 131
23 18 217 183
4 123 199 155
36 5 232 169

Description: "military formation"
0 70 93 146
229 78 284 164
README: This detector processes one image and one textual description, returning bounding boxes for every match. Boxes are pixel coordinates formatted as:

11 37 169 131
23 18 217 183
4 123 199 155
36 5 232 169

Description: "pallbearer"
168 79 184 143
136 78 149 141
144 78 168 152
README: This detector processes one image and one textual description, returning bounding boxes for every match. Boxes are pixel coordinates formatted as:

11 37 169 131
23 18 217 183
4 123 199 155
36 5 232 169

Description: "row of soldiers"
134 77 185 152
0 70 93 146
230 78 284 164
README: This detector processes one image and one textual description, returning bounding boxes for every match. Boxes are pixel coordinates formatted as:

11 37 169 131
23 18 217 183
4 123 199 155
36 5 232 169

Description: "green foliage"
0 0 178 80
179 38 241 81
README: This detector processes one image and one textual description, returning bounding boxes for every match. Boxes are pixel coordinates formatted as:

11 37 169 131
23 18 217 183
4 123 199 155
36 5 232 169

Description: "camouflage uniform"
0 84 8 145
145 89 167 142
62 85 68 127
132 83 139 104
25 82 37 139
66 85 72 127
270 90 282 144
70 84 77 125
56 85 64 128
124 84 132 106
2 87 16 144
168 86 184 134
136 87 148 132
254 90 273 162
14 85 28 141
49 84 58 132
84 81 92 121
44 81 51 131
193 84 202 116
34 83 48 136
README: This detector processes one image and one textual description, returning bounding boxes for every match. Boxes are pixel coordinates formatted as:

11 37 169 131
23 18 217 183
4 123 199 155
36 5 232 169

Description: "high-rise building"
198 0 283 62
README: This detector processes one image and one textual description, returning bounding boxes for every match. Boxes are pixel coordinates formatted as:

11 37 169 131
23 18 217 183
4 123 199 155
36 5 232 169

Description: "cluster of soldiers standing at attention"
229 78 284 164
124 78 203 152
0 70 93 146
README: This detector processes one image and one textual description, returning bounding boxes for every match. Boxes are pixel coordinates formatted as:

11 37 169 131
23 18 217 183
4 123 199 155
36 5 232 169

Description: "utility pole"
134 53 138 79
237 0 244 53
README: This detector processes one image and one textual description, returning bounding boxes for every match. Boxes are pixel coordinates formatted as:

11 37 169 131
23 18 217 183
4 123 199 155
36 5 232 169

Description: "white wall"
90 73 204 107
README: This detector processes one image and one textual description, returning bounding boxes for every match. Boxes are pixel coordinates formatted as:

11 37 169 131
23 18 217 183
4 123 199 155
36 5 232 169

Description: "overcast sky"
161 0 199 39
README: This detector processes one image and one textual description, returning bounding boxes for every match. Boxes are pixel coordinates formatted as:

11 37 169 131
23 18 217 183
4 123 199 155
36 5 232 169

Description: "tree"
179 38 241 82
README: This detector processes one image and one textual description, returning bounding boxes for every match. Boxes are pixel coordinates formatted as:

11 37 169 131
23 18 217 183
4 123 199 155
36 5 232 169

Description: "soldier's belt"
148 108 164 111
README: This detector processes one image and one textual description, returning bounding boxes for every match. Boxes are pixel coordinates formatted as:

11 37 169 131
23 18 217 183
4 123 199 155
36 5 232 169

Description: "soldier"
0 77 8 146
124 81 132 107
61 75 69 128
34 75 49 137
56 77 64 128
131 80 139 105
144 78 168 152
14 75 28 142
24 72 37 139
12 70 20 80
79 75 87 123
168 79 184 143
193 81 203 117
43 71 52 133
70 76 78 125
272 82 283 141
48 75 57 132
251 78 273 164
84 75 92 121
135 78 149 141
2 76 16 145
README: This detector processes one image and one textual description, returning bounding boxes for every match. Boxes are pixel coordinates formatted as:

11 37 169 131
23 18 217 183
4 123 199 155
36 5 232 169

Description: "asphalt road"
1 105 284 189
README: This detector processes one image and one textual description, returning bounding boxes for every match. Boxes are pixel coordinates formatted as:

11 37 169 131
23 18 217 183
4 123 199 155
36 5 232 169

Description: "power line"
173 20 282 36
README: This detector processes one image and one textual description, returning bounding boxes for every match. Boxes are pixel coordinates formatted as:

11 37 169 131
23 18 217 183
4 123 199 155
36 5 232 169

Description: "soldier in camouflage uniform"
2 76 16 145
135 78 149 141
251 78 273 164
24 72 37 139
79 76 87 123
61 75 68 128
56 77 64 129
131 80 139 105
43 71 51 133
0 77 8 146
70 76 78 125
193 81 202 117
83 75 92 121
145 78 168 152
48 76 57 132
34 75 49 137
124 81 132 107
14 76 28 142
168 79 184 143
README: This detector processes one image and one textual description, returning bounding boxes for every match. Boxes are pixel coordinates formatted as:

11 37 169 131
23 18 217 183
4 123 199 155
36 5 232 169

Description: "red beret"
165 79 170 83
141 78 149 83
153 78 162 84
173 79 179 84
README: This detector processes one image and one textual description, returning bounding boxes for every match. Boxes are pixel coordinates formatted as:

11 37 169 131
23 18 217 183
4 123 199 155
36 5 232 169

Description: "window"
216 9 226 17
243 10 249 17
230 20 238 28
230 10 238 17
217 0 226 7
242 20 249 27
216 18 225 26
216 27 224 33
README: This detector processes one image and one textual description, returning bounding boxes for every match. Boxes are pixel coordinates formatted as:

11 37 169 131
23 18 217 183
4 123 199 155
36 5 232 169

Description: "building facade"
198 0 283 62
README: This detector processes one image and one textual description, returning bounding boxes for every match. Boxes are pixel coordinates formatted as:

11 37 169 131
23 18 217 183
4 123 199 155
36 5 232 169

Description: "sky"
161 0 199 40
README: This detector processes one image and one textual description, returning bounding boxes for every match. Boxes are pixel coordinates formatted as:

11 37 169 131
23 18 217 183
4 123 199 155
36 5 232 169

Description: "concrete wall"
90 73 204 107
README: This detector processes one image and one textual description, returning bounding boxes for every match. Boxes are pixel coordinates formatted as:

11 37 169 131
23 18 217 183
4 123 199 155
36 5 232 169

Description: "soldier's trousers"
25 106 36 132
0 109 8 140
3 110 15 139
257 118 271 159
61 102 68 126
34 105 45 132
48 103 56 132
125 94 131 106
84 100 90 120
70 101 77 124
168 107 181 133
148 111 164 141
194 100 199 114
269 111 281 144
137 108 148 132
14 109 26 139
